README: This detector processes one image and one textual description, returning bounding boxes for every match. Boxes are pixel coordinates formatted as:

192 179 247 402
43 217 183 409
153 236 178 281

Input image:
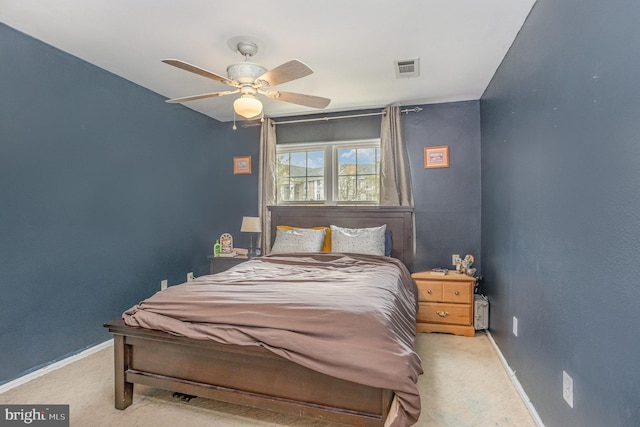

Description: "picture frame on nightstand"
219 233 234 256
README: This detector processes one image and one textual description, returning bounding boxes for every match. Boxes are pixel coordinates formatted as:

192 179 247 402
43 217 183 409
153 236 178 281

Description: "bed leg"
113 334 133 409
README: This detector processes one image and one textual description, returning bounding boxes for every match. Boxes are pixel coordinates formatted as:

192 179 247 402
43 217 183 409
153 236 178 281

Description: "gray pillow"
330 224 387 256
271 227 326 254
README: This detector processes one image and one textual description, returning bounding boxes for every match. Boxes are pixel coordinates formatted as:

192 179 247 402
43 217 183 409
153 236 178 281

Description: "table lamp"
240 216 262 258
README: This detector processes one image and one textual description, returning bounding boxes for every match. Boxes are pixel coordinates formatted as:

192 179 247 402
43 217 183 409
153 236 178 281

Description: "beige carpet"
0 332 535 427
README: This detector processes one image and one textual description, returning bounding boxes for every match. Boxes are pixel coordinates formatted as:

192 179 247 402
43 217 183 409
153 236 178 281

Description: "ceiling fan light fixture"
227 62 267 84
163 37 330 121
233 95 263 119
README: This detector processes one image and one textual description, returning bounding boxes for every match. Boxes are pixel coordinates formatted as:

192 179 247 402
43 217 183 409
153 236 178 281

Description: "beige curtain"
380 105 414 206
258 119 277 254
380 105 416 253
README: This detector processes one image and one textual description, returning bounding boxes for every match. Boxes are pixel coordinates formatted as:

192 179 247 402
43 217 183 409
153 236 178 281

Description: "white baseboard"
0 339 113 394
486 332 545 427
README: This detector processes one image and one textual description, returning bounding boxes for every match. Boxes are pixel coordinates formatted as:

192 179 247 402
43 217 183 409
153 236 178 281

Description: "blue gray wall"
0 24 260 384
405 102 481 273
481 0 640 425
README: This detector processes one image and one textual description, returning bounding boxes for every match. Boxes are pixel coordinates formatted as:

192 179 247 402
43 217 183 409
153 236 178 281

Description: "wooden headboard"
268 206 414 266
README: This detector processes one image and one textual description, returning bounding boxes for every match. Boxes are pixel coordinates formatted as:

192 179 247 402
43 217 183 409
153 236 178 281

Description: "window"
276 150 325 203
336 146 380 202
276 139 380 204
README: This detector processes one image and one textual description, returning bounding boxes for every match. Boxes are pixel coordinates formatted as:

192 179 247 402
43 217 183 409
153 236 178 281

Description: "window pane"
337 176 357 201
338 149 356 175
290 152 307 177
307 151 324 176
356 148 378 174
278 175 289 201
289 177 307 201
357 176 379 201
308 177 325 200
276 153 290 178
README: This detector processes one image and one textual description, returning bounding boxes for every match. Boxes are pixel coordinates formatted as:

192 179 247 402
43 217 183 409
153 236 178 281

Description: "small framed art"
424 146 450 168
233 156 252 175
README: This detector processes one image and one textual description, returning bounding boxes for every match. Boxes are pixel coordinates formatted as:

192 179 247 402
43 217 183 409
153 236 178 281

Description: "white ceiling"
0 0 536 123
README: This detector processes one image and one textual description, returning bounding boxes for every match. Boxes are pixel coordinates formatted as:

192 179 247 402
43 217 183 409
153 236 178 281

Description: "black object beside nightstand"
208 256 249 274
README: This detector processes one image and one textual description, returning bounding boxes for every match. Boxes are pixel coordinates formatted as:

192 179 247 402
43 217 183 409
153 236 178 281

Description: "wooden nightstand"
208 256 249 274
411 270 476 337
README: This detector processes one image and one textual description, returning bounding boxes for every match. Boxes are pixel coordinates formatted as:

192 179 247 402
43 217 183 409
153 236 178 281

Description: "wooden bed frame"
105 206 414 426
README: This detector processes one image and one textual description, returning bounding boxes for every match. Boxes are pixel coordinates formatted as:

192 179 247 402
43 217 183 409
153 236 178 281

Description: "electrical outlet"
513 316 518 336
186 272 194 282
563 371 574 408
452 254 461 266
161 279 168 290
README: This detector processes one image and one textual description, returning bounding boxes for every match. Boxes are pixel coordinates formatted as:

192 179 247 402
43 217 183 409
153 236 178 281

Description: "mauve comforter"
122 253 423 426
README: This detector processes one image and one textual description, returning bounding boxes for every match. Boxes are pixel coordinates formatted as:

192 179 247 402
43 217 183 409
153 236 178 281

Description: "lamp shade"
233 95 263 119
240 216 262 233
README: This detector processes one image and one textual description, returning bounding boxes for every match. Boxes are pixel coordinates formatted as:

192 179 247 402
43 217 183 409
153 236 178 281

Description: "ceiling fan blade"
162 59 232 85
165 90 238 104
262 90 330 109
256 60 313 87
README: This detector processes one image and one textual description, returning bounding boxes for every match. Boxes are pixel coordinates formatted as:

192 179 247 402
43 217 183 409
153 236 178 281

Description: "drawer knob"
427 289 432 294
436 311 449 318
455 291 460 296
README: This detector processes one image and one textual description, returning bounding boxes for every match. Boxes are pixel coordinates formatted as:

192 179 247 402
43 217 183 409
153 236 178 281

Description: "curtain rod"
272 106 423 125
241 106 422 128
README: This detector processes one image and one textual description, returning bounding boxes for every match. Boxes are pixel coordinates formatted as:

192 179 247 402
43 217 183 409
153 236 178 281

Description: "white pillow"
330 224 387 256
271 227 326 254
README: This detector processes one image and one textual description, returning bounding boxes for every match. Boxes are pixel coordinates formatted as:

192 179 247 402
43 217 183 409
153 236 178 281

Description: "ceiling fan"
163 39 331 119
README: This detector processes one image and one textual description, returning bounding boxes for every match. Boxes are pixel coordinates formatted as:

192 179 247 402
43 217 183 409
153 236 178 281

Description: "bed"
104 206 420 426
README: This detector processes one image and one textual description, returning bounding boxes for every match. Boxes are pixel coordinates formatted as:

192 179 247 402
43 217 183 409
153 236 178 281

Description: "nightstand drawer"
442 283 473 303
417 302 472 326
208 256 249 274
415 281 443 302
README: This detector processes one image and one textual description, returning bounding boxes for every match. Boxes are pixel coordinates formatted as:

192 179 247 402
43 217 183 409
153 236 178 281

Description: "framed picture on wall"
424 146 450 168
233 156 252 174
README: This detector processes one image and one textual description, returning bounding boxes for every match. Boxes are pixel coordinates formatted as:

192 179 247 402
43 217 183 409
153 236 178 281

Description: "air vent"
394 58 420 78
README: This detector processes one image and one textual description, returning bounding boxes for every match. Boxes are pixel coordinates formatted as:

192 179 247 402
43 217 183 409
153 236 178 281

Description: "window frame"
276 138 380 206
